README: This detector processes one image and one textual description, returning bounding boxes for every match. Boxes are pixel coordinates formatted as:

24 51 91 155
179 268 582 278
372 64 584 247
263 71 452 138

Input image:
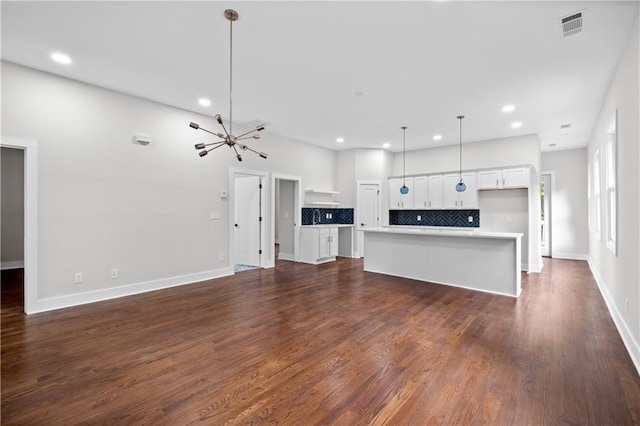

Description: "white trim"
277 252 295 261
1 261 25 270
540 171 555 258
522 262 543 273
552 252 589 261
26 267 233 314
1 136 38 314
588 258 640 375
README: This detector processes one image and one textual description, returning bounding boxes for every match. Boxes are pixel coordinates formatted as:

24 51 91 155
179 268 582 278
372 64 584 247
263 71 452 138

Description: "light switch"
468 216 473 223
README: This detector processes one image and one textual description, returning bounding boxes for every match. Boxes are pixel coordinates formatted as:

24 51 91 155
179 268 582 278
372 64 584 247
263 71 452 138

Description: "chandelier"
190 9 267 161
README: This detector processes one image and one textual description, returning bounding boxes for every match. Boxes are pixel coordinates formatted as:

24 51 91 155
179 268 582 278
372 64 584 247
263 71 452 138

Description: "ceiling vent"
561 12 583 37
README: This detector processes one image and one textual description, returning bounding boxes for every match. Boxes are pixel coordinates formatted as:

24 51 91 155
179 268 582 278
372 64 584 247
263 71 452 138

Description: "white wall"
587 10 639 373
276 179 295 257
336 148 393 209
1 61 335 309
1 147 25 267
541 149 589 259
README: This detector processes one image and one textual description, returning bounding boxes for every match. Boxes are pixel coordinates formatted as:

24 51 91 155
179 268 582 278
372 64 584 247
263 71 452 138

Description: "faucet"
312 209 321 225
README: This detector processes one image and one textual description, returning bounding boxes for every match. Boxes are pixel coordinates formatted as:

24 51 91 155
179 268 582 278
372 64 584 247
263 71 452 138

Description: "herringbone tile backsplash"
389 209 479 228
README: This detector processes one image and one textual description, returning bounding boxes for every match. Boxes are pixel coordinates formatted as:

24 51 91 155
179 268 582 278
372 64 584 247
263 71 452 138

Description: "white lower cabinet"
301 227 338 264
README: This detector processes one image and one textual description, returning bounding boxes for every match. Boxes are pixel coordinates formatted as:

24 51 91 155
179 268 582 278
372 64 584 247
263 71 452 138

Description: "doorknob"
361 223 365 226
234 224 239 228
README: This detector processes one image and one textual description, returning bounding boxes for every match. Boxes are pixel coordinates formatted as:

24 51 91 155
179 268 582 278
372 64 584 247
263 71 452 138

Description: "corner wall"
586 9 639 374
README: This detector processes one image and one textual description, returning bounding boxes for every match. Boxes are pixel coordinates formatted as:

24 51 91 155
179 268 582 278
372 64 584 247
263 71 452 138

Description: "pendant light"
455 115 466 192
190 9 267 161
400 126 409 194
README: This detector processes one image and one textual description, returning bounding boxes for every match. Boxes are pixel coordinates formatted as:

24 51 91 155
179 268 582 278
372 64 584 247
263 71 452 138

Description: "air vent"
560 123 572 129
561 12 583 37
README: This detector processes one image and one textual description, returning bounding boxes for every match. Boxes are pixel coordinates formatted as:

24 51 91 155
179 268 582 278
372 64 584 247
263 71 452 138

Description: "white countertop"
364 226 522 240
301 224 354 229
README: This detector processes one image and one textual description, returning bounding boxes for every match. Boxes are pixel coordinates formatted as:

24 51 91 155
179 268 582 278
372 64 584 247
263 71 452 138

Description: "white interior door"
357 182 380 257
541 173 552 257
234 175 262 266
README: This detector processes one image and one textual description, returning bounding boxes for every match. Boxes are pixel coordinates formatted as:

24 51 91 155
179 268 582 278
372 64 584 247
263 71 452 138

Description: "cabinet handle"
496 179 499 187
503 178 505 186
429 201 431 207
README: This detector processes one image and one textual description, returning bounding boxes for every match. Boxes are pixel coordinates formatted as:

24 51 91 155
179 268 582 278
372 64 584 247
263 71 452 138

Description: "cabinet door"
389 178 401 209
443 174 459 208
329 228 339 257
427 175 444 209
318 228 330 259
458 172 477 208
389 177 414 209
502 168 529 188
477 170 501 189
413 176 428 208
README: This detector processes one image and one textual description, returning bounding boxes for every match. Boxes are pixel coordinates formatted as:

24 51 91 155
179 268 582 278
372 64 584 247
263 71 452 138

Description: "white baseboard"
588 258 640 375
1 260 24 270
26 266 234 314
278 252 295 261
553 252 589 261
522 263 542 273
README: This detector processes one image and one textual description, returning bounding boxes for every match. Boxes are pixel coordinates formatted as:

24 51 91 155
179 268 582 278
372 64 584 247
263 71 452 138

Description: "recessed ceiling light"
198 98 211 107
336 137 344 143
502 104 515 113
51 52 72 65
354 91 364 97
511 121 523 129
433 135 442 141
549 143 557 147
382 142 390 148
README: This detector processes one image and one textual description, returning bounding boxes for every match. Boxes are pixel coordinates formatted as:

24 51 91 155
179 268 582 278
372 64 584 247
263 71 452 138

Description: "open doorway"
540 172 554 257
1 147 25 312
273 175 301 263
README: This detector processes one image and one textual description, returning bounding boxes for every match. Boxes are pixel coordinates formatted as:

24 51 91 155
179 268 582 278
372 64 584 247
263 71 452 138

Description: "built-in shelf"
310 201 340 206
306 189 340 195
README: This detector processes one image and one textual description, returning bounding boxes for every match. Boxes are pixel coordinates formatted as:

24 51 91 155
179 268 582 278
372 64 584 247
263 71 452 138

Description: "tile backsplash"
302 208 354 225
389 209 479 228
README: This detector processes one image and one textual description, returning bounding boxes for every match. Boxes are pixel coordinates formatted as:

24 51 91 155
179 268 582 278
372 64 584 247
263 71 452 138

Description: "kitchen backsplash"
389 209 480 228
302 208 354 225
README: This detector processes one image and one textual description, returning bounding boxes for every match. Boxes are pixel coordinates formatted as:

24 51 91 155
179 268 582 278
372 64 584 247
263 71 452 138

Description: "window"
593 148 601 242
605 111 617 254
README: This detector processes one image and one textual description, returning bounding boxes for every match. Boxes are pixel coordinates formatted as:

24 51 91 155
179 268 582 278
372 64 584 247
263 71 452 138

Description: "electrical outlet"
417 215 421 221
74 272 83 284
110 268 118 279
468 216 473 223
219 254 224 262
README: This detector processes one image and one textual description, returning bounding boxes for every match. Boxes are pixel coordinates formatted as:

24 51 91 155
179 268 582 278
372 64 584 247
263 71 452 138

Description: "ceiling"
1 1 637 153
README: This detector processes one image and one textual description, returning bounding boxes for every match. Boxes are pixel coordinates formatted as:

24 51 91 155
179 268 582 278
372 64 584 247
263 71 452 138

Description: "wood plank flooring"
2 258 640 425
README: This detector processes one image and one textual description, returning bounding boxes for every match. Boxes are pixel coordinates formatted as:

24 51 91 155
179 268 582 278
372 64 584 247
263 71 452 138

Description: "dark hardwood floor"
2 258 639 425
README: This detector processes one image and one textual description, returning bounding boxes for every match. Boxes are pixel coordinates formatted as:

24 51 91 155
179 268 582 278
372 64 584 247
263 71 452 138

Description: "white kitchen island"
363 227 523 297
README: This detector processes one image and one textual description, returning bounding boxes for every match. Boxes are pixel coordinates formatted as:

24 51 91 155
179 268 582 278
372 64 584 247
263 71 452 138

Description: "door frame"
356 180 381 258
271 174 302 263
1 137 38 314
229 168 270 270
540 171 555 258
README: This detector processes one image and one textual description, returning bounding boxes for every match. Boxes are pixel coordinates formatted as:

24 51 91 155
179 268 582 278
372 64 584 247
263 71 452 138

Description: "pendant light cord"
402 126 407 187
458 115 464 182
229 17 233 138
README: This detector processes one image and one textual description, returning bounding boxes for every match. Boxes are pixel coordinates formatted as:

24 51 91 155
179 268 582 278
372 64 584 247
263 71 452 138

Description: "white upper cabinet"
389 177 414 209
427 175 444 209
477 167 529 190
413 176 428 208
443 173 477 209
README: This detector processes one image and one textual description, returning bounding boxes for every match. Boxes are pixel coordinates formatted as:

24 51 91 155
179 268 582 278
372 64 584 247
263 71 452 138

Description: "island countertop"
363 227 522 297
365 226 523 240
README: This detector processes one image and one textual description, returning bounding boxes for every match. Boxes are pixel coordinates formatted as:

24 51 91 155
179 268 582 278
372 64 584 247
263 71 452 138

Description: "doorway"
273 175 301 263
356 180 381 258
1 137 38 314
540 172 554 257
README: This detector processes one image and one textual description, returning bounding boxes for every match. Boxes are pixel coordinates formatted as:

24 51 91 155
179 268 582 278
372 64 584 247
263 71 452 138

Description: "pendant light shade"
400 126 409 194
190 9 267 161
456 115 466 192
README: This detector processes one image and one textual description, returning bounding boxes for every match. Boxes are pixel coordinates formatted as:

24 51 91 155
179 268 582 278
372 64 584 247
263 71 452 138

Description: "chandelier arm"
236 134 259 141
196 126 225 138
235 128 258 139
229 11 233 139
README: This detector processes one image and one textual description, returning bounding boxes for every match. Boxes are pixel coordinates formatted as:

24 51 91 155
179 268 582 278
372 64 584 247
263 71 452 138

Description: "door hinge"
259 216 262 222
259 249 262 254
377 190 380 195
259 183 263 189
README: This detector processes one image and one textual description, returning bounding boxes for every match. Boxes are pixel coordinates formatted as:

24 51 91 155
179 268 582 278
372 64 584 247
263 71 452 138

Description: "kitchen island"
363 227 522 297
